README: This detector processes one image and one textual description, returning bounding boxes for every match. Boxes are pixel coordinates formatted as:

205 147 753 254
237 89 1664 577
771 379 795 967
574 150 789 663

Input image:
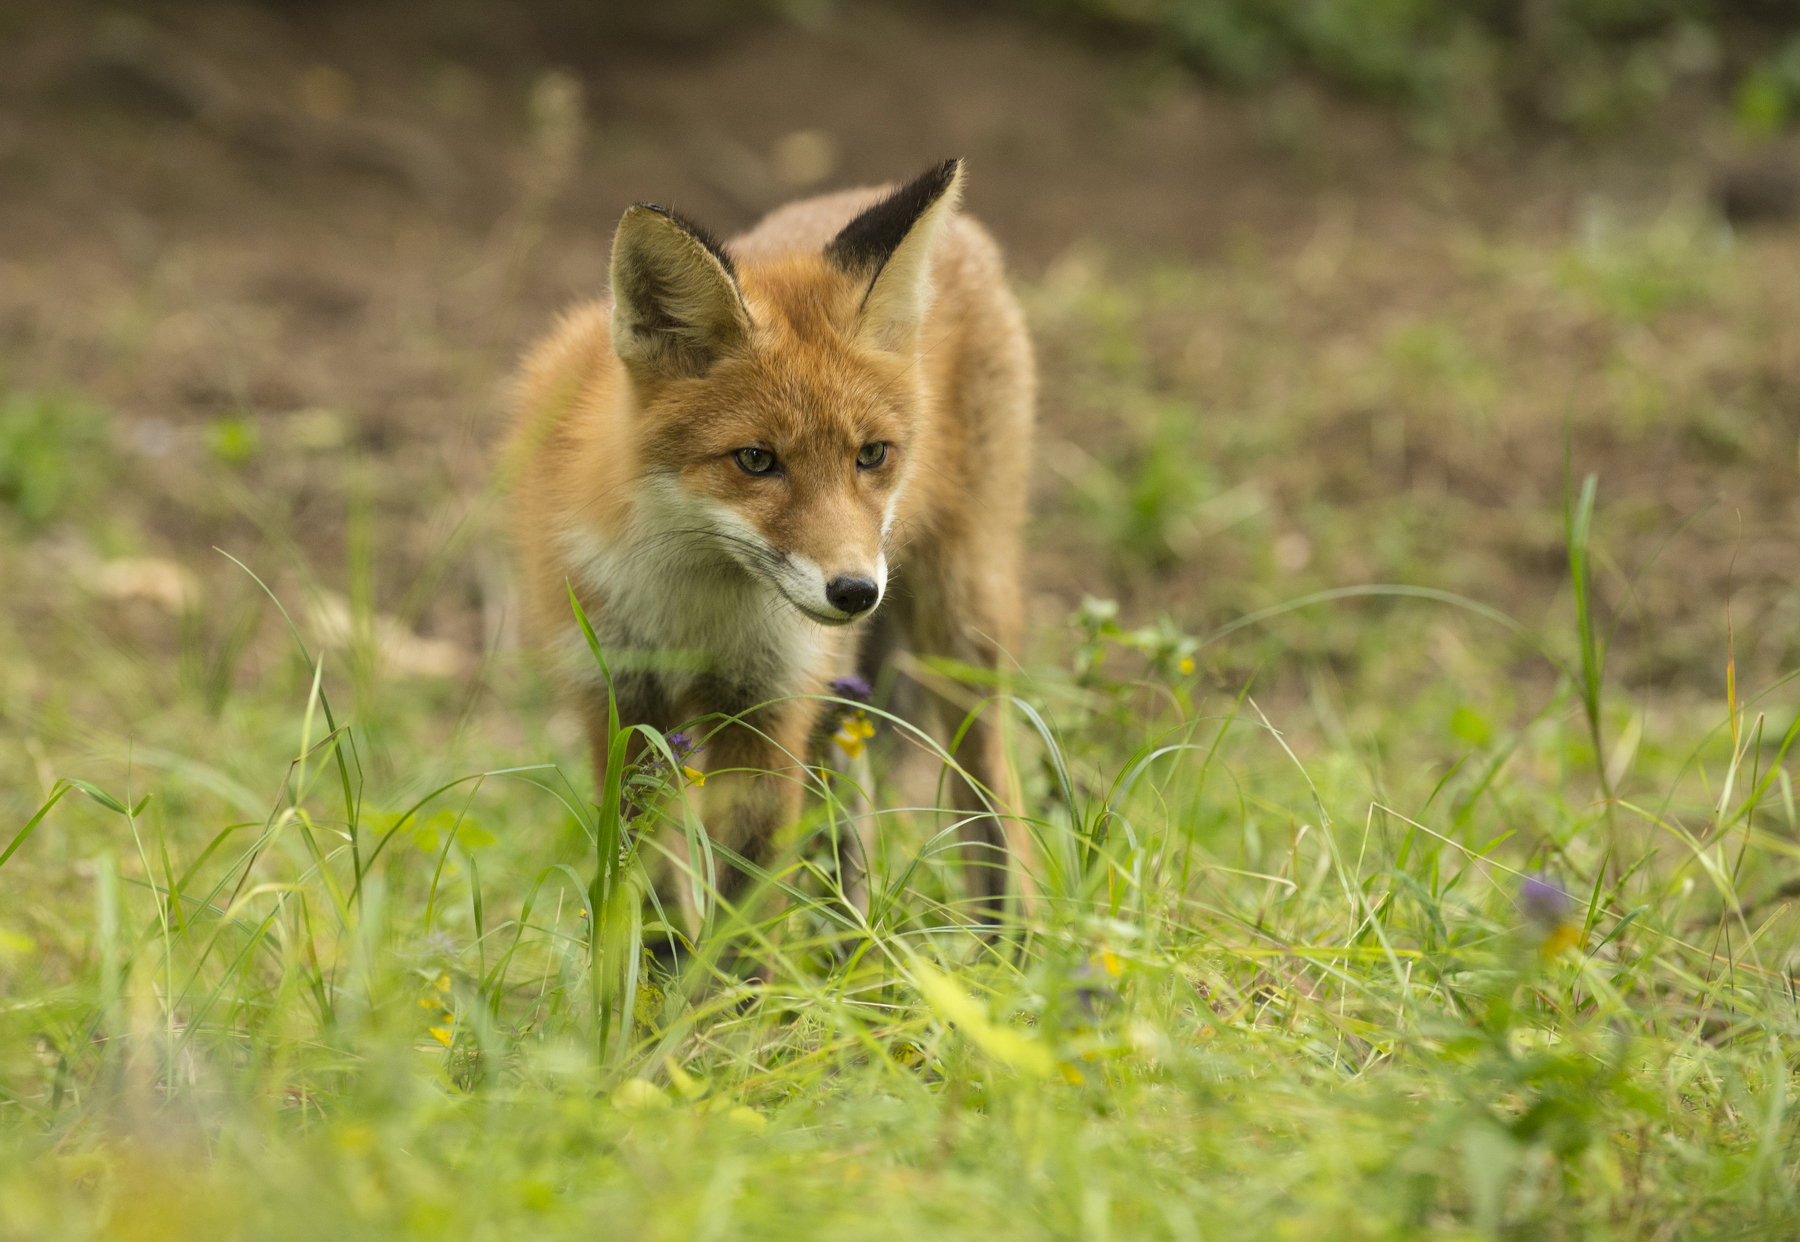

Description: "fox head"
606 159 964 626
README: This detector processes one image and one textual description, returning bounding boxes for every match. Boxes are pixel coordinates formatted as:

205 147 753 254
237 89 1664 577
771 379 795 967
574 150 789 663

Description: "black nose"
825 575 880 616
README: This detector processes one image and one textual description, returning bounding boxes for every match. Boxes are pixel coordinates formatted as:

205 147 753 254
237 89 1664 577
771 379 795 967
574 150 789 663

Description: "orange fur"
504 162 1035 926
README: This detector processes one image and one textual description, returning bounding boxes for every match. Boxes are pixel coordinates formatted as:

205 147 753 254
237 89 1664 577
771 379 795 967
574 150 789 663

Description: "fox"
505 158 1035 935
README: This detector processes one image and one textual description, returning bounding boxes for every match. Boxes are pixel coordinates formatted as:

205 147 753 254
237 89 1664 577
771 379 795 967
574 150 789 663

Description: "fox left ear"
609 204 751 382
825 158 964 353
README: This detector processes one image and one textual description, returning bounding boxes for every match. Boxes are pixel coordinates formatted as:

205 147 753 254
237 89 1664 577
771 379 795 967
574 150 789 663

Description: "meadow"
5 3 1800 1239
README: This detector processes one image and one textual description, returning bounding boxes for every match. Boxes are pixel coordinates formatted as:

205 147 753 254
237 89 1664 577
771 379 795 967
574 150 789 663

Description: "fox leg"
581 687 814 975
681 697 819 973
897 554 1031 927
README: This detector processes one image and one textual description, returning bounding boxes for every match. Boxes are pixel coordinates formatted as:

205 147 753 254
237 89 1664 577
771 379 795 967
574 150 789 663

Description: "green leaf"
70 779 128 816
1 781 72 870
1449 706 1490 747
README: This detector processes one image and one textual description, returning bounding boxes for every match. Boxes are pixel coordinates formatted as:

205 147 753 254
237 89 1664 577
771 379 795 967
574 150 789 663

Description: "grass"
7 130 1800 1241
5 462 1800 1240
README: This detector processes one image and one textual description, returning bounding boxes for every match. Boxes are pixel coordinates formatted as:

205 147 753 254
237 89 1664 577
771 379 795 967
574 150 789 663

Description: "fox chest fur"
550 473 838 723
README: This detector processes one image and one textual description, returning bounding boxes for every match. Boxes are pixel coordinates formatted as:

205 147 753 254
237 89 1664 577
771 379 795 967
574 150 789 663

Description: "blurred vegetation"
1001 0 1800 141
471 0 1800 139
0 391 112 532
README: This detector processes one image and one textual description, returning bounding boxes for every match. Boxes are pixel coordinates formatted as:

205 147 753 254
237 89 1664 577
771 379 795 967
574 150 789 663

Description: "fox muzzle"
824 575 881 617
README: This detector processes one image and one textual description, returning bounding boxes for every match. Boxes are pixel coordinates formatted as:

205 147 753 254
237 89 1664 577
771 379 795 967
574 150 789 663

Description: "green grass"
4 497 1800 1240
6 201 1800 1238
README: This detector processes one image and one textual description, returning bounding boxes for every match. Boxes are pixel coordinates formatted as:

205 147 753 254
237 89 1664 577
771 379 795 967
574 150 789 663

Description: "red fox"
506 159 1034 929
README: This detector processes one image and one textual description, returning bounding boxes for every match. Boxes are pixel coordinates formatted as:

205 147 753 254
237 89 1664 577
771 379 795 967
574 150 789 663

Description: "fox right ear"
826 158 963 353
609 205 750 381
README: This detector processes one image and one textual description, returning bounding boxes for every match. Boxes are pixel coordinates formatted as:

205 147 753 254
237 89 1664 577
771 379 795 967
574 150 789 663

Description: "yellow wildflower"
833 712 876 759
1543 924 1582 958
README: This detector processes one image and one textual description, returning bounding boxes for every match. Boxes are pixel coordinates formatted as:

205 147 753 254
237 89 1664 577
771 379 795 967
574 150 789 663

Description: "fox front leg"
679 698 820 964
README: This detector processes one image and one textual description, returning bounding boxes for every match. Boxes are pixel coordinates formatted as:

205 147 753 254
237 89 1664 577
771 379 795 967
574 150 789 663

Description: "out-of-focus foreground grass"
4 200 1800 1240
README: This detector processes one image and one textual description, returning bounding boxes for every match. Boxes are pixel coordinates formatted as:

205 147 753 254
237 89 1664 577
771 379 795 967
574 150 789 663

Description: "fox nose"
825 575 880 616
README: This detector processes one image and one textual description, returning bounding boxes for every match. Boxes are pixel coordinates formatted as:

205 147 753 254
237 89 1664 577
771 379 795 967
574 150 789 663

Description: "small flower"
619 731 703 820
1067 950 1123 1024
1520 872 1581 957
1520 872 1571 929
1178 656 1195 675
421 971 458 1046
833 713 876 759
830 676 873 705
825 677 877 758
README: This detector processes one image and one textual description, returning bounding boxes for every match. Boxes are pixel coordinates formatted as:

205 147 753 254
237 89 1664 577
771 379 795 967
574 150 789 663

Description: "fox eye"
735 447 777 475
856 442 888 469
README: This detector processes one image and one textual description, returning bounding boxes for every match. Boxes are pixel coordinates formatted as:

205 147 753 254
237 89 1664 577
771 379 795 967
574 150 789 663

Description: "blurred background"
3 0 1800 761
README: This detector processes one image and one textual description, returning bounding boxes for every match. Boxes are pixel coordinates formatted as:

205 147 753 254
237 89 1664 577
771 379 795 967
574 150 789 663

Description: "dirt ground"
3 0 1798 727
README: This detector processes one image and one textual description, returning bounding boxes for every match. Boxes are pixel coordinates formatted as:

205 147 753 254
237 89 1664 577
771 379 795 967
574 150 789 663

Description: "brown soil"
2 0 1796 717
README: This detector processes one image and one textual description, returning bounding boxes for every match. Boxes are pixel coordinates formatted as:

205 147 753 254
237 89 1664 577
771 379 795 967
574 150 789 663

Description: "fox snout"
825 575 880 616
774 551 885 626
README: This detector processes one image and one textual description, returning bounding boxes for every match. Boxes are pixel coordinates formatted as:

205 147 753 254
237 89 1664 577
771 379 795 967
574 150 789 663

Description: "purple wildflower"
1519 872 1572 931
619 731 702 822
830 676 873 705
823 677 876 757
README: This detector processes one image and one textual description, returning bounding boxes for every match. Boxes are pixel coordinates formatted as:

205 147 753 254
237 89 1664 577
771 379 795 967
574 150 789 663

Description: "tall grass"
3 470 1799 1239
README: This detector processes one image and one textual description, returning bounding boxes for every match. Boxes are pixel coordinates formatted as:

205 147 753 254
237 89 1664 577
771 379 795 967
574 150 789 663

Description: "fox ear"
825 158 963 353
609 205 750 380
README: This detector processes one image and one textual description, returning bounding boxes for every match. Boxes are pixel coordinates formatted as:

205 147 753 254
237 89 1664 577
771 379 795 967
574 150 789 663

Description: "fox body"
506 160 1034 921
